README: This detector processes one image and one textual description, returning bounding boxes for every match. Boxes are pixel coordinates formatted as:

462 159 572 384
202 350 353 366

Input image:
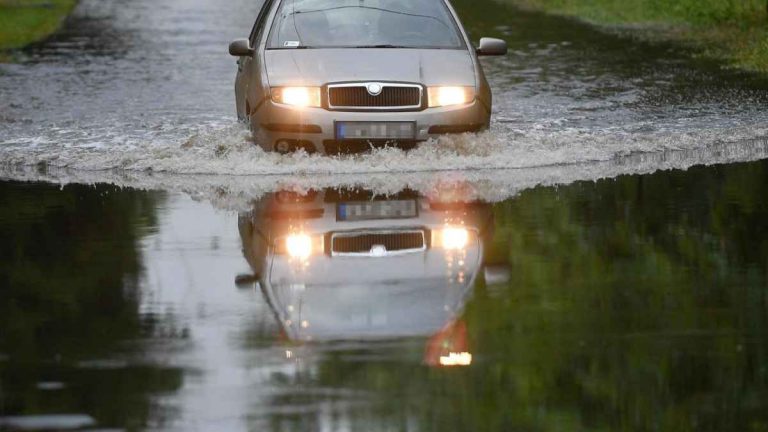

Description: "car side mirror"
484 265 511 285
477 37 508 56
229 39 254 57
235 273 259 289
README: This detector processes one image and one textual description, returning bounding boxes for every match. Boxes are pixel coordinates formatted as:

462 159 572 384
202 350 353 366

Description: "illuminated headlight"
286 234 312 259
442 227 469 250
281 233 324 258
432 227 473 250
439 352 473 367
428 86 475 108
271 87 321 108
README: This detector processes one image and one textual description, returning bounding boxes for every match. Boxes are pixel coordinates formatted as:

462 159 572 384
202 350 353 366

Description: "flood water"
1 161 768 431
1 0 768 430
1 0 768 178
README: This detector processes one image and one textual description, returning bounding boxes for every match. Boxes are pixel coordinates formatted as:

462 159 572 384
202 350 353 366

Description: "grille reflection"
332 231 425 254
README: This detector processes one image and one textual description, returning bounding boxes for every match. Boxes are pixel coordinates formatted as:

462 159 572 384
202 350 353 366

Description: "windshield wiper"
353 44 410 48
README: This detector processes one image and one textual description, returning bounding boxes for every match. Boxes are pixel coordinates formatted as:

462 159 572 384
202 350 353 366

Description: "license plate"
335 122 416 140
337 200 418 221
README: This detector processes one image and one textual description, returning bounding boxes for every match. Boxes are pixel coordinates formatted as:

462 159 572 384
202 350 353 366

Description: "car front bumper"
251 100 490 154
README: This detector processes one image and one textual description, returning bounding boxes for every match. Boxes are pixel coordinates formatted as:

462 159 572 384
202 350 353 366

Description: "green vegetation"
0 0 77 53
507 0 768 72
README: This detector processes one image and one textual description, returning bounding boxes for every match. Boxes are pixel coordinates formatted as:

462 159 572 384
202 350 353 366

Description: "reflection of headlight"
271 87 322 107
286 234 312 259
442 227 469 250
428 86 475 108
439 352 472 367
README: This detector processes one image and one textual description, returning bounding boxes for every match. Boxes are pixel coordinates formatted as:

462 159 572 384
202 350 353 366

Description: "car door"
235 0 274 121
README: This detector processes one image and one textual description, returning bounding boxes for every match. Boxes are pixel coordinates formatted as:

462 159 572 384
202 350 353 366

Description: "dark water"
2 0 768 429
1 159 767 431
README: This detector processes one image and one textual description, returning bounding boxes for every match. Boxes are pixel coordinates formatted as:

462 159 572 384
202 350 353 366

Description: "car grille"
332 231 425 255
328 85 421 109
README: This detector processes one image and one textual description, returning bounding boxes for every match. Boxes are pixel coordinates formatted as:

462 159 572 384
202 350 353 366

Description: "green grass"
509 0 768 72
0 0 77 52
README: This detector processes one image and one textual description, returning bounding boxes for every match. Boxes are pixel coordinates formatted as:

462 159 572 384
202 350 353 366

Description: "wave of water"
3 131 767 210
2 119 767 177
2 0 768 205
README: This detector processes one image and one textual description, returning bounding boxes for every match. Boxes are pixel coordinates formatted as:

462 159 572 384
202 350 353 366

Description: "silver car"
237 187 495 344
229 0 507 154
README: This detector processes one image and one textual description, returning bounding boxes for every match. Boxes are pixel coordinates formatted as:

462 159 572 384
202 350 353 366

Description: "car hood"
267 278 471 341
265 48 476 87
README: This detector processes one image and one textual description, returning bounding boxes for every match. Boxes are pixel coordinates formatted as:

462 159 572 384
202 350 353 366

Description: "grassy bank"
509 0 768 72
0 0 77 53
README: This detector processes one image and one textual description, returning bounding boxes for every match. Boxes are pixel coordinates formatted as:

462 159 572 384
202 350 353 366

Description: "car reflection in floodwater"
237 184 508 367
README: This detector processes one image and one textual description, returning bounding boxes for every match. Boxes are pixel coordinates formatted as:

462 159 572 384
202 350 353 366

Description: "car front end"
231 0 506 155
254 49 492 154
245 189 488 341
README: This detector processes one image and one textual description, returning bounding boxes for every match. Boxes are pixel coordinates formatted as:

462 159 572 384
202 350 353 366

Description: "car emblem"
366 83 383 96
370 245 387 257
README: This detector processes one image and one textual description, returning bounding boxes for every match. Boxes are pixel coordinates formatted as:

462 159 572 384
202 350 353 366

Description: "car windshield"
267 0 465 49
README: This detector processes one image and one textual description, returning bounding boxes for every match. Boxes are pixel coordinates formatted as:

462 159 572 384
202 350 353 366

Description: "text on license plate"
336 122 415 140
337 200 418 221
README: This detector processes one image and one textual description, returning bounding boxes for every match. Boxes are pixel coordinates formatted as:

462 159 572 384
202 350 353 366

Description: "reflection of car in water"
237 187 501 366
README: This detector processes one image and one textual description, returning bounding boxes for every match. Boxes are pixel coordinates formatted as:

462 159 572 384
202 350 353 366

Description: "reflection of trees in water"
0 181 182 429
257 160 768 431
466 159 768 431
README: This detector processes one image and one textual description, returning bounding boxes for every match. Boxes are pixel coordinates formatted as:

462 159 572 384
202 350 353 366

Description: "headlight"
432 227 473 250
286 234 312 259
428 86 475 108
281 233 324 258
271 87 322 108
442 227 469 250
439 352 473 367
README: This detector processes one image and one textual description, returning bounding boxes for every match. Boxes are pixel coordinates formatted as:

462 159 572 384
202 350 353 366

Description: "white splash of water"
3 136 767 211
2 121 766 178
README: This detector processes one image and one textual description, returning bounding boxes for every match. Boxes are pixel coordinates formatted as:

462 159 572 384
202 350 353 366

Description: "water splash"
2 120 767 177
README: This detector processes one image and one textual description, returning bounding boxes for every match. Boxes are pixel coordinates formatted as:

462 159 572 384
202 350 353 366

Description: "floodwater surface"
1 161 768 431
1 0 768 430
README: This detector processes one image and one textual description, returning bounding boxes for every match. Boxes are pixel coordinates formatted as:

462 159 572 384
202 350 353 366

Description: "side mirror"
235 273 259 289
484 265 511 285
476 37 507 56
229 39 254 57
